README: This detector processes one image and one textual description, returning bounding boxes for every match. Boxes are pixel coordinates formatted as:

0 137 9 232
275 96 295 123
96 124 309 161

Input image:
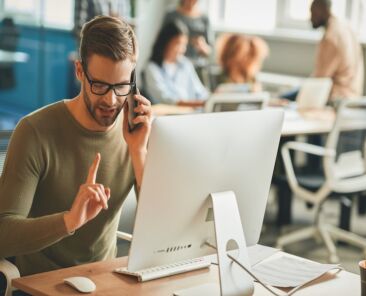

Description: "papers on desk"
209 244 280 266
252 254 342 288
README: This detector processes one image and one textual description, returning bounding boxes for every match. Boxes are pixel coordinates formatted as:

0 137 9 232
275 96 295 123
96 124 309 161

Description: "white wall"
261 37 366 94
135 0 172 76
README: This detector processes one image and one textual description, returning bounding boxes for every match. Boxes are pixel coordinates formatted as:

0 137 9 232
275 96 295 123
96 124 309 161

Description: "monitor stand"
174 191 254 296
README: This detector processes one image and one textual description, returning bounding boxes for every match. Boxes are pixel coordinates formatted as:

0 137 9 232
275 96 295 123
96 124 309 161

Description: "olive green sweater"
0 101 134 275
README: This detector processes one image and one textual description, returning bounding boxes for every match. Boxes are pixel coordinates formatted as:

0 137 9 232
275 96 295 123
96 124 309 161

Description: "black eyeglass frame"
82 63 136 97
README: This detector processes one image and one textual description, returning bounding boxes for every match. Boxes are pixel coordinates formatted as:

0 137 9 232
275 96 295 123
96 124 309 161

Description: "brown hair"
79 15 137 67
217 33 269 82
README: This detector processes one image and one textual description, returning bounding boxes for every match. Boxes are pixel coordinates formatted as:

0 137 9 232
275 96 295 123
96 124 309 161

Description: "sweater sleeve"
0 118 71 258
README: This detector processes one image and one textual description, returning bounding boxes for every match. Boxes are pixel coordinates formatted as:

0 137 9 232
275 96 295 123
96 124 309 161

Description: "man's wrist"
129 147 147 159
63 211 77 234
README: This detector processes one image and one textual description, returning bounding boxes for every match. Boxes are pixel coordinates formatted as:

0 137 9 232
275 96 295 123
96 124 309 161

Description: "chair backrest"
296 78 332 109
0 131 12 176
204 92 269 113
323 99 366 185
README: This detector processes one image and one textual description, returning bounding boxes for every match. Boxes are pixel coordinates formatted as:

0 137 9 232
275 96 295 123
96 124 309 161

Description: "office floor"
261 188 365 275
117 188 366 275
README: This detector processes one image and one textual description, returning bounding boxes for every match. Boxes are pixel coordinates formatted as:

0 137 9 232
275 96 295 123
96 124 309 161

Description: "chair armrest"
283 141 335 157
281 142 332 204
116 231 133 242
0 258 20 296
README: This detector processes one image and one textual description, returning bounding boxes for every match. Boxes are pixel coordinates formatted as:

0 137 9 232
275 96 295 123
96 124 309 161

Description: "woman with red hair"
217 33 269 92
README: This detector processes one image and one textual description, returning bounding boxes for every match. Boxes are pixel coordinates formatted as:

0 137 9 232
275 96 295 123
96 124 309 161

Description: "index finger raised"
86 153 101 184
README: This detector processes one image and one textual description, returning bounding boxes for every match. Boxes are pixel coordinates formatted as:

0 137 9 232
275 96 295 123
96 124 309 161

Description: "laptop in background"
296 77 333 109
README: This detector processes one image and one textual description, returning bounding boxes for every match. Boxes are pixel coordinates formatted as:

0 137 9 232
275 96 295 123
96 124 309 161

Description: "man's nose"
103 88 117 106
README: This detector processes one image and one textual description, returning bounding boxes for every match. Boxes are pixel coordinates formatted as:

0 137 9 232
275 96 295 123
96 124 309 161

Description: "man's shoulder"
325 16 355 41
24 101 65 126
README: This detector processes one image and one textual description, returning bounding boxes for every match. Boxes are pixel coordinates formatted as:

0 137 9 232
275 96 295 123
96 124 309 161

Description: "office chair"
204 91 269 113
276 99 366 263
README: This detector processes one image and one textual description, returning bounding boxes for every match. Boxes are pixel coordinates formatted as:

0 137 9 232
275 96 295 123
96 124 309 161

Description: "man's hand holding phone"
63 153 110 233
123 91 152 151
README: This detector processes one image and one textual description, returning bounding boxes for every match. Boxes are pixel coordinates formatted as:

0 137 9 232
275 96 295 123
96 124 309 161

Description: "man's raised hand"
64 153 111 233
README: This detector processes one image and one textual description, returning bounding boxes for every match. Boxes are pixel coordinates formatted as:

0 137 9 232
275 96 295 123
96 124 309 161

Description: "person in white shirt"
144 20 209 106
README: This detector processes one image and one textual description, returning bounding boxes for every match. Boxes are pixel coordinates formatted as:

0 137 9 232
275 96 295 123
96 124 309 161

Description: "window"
209 0 366 42
209 0 278 32
1 0 74 30
277 0 348 30
43 0 74 30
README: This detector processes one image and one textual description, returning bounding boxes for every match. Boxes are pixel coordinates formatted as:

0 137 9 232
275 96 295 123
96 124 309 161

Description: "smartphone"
127 70 140 132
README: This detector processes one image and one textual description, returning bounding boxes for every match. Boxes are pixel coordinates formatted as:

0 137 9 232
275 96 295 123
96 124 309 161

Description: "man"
311 0 364 101
0 16 152 276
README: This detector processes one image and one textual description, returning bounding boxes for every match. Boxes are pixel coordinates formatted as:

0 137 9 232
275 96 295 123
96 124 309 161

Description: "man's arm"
0 120 111 258
0 119 71 258
123 94 152 190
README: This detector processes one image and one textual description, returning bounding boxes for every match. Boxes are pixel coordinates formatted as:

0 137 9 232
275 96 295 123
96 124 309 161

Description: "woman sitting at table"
216 33 269 92
144 20 209 106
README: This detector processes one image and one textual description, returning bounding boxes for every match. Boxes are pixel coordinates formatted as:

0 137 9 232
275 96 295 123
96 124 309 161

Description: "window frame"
0 0 75 31
209 0 366 43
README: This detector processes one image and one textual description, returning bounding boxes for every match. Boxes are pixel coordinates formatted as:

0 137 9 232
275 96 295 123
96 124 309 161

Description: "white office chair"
277 99 366 263
204 91 269 113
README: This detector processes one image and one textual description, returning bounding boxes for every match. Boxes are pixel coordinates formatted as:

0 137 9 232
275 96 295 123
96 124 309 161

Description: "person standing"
311 0 364 101
163 0 212 67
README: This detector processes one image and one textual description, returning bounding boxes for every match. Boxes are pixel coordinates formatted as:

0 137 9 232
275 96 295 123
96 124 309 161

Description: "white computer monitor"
125 109 283 274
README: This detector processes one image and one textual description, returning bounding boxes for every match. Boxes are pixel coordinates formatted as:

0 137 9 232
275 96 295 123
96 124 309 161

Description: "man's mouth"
98 106 116 117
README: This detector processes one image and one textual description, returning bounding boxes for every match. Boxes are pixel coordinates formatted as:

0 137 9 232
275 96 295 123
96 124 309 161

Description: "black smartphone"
127 70 140 132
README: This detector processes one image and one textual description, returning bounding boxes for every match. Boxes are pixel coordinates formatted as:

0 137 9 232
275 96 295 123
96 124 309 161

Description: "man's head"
310 0 332 29
76 16 138 128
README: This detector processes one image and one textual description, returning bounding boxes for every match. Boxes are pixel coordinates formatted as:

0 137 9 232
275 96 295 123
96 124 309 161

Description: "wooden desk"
151 104 196 116
151 104 335 137
12 255 359 296
281 108 334 137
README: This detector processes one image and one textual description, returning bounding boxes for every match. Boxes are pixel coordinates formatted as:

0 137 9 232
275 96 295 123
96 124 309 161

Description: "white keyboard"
114 257 211 282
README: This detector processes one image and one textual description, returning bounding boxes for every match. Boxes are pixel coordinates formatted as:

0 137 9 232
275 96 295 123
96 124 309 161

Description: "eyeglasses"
82 65 135 96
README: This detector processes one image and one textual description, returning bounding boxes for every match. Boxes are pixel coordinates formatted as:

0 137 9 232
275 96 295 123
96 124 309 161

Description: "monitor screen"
127 109 283 272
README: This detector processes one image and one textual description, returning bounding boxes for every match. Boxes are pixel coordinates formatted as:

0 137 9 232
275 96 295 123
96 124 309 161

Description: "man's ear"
75 60 83 82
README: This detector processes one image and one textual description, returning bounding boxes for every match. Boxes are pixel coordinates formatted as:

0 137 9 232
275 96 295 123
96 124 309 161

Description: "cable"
204 241 290 296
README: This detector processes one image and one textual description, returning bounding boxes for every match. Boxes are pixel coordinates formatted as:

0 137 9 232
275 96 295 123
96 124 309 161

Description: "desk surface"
151 104 335 137
13 255 359 296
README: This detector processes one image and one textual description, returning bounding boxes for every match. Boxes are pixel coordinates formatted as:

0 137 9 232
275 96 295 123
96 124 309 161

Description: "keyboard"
114 257 211 282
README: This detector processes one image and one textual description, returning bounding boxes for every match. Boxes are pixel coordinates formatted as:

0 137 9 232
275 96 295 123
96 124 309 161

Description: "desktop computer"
116 109 284 295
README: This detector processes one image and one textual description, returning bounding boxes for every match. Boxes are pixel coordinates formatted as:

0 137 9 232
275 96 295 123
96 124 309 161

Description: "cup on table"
359 260 366 296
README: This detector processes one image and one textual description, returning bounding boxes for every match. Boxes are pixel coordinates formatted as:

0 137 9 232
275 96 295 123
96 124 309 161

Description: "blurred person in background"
144 20 209 107
216 33 269 92
163 0 213 68
311 0 363 101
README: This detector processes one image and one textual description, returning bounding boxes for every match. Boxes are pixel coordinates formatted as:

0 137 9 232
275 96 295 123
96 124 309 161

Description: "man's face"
80 54 135 127
310 2 327 29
